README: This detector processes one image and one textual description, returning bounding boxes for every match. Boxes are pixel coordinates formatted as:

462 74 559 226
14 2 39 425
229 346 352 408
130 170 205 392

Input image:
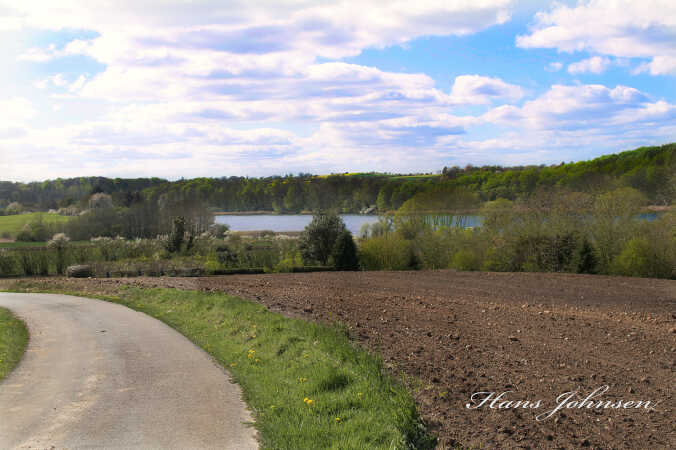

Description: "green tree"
48 233 71 275
331 230 359 270
167 216 186 254
298 212 346 265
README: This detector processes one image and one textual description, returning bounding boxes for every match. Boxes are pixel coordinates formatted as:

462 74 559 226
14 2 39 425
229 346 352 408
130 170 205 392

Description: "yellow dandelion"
307 399 314 405
335 417 341 423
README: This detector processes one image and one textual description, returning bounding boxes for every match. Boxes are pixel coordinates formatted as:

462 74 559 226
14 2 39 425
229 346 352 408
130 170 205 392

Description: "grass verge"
0 307 29 381
4 280 435 450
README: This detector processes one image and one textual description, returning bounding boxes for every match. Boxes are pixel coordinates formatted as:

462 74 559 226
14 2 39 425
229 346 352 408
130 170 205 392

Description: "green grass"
0 307 29 381
0 241 51 248
5 282 434 449
0 213 70 239
0 241 88 249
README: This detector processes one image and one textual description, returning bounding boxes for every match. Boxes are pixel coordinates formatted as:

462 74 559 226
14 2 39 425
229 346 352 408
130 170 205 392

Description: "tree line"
1 143 674 217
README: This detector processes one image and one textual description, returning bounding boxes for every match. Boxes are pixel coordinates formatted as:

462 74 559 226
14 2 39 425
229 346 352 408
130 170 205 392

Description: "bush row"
358 189 675 279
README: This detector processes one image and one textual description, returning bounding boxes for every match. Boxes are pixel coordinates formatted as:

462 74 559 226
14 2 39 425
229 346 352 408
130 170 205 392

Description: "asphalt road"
0 293 258 450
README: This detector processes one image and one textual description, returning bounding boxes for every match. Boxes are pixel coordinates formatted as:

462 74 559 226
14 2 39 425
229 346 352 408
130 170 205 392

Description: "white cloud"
517 0 676 75
483 84 675 133
545 62 563 72
19 44 58 62
34 74 69 89
568 56 611 75
635 55 676 76
0 97 36 124
2 1 675 180
449 75 524 104
8 1 513 58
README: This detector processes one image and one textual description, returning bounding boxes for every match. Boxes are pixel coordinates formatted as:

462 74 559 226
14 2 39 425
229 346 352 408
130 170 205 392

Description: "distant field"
313 172 440 180
0 241 51 248
0 213 70 239
0 241 88 249
387 174 440 180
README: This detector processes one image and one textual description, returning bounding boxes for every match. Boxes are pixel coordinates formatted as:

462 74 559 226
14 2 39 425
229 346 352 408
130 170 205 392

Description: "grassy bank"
0 307 29 381
4 281 434 449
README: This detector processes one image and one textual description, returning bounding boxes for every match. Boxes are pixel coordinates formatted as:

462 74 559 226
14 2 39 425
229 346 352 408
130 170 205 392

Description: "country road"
0 293 258 450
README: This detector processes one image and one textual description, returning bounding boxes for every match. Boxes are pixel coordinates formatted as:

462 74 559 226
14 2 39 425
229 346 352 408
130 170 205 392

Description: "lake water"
215 214 381 234
215 211 660 234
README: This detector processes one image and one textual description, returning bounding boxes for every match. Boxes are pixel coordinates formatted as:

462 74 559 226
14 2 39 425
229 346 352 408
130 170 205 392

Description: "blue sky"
1 0 675 181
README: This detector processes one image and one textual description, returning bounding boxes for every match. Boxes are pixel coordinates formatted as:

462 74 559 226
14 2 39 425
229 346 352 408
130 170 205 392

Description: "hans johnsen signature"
465 385 657 421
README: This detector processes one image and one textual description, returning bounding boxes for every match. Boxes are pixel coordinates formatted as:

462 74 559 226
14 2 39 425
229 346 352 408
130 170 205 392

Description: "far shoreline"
212 211 379 215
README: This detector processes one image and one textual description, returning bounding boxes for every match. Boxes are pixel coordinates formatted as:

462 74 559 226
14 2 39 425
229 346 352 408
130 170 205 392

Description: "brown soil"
6 271 675 449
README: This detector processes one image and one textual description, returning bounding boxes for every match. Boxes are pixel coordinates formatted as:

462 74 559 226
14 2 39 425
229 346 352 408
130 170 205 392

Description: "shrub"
576 238 598 274
480 198 514 233
204 258 221 274
48 233 71 275
167 216 186 254
393 214 428 240
0 250 16 276
274 251 303 273
591 187 646 272
17 250 50 276
215 244 238 267
4 202 23 215
612 237 673 279
331 230 359 270
415 229 452 270
207 223 230 239
358 234 415 270
482 241 518 272
512 233 585 273
451 249 482 271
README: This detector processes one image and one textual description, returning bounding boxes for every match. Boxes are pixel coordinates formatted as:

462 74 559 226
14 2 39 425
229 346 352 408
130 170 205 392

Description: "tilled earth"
8 271 675 449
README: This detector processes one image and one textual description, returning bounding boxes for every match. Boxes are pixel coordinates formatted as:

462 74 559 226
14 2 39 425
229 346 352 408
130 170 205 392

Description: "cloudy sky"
1 0 675 182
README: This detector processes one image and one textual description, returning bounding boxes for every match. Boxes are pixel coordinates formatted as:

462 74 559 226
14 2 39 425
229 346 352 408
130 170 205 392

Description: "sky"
1 0 675 182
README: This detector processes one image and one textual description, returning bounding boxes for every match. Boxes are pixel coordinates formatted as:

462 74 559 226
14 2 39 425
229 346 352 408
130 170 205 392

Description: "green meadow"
0 213 70 239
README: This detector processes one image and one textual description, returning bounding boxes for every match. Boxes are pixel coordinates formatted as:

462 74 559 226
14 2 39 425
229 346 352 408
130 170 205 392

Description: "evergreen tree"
331 230 359 270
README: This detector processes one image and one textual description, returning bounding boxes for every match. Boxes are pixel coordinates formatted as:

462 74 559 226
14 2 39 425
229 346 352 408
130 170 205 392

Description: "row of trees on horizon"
1 143 674 217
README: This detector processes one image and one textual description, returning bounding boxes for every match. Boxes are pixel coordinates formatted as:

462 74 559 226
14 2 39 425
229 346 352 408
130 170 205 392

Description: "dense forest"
2 143 674 215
